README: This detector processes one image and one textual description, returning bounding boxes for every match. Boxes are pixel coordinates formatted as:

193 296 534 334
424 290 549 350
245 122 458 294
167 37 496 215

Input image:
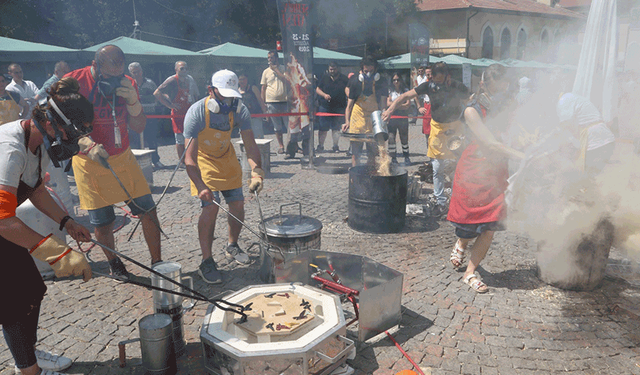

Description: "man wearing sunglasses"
0 73 29 125
155 61 200 167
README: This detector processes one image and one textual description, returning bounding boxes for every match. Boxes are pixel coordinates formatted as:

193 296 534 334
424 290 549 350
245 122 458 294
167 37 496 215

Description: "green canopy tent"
0 36 86 85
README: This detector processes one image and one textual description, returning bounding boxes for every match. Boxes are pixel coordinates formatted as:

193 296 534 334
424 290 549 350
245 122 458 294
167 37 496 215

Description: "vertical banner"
277 0 314 135
409 23 430 90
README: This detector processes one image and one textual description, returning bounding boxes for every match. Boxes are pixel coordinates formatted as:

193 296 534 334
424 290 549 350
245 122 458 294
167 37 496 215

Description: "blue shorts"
200 187 244 208
174 132 185 145
317 106 344 132
88 194 156 227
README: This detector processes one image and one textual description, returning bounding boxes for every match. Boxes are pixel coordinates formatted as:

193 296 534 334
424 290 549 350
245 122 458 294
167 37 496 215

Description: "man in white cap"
184 69 264 284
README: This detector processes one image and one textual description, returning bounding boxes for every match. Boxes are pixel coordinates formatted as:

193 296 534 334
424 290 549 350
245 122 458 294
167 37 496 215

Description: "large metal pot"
258 203 322 282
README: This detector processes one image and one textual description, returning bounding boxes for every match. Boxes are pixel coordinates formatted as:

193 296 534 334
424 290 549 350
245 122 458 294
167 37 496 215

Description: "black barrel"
348 165 408 233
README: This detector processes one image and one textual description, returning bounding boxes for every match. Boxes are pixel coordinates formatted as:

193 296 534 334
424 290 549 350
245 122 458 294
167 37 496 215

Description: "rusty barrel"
537 218 614 291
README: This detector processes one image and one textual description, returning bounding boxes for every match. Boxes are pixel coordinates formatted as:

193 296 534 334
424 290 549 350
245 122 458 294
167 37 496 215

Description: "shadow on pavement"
150 185 182 195
484 267 542 290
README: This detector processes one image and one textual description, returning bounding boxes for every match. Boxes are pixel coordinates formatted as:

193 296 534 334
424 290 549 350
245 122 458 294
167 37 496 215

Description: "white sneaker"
36 349 72 371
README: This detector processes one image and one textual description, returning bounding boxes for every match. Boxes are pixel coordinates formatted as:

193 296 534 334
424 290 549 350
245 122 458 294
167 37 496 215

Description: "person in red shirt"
66 45 162 277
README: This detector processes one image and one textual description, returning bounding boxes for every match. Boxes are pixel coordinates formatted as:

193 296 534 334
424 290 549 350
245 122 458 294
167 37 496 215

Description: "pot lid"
262 214 323 238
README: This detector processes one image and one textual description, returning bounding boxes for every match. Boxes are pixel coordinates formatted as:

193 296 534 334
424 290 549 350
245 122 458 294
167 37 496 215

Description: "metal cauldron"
258 202 323 282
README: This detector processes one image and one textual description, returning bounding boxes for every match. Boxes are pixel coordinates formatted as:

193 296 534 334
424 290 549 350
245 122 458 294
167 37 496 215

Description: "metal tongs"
90 239 249 323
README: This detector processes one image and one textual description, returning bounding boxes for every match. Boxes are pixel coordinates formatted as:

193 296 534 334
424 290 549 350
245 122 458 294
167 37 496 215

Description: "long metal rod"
89 239 247 320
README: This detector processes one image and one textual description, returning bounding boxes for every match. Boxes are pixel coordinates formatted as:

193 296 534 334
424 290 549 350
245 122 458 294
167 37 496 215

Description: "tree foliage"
0 0 417 53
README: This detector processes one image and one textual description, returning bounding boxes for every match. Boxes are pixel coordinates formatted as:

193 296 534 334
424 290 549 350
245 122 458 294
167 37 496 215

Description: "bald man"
35 61 71 101
66 45 162 277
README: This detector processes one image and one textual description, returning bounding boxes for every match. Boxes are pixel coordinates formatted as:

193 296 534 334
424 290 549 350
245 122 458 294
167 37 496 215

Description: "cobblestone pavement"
2 125 640 375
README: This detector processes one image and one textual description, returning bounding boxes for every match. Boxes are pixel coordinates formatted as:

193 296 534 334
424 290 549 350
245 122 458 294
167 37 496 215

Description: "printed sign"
277 0 314 134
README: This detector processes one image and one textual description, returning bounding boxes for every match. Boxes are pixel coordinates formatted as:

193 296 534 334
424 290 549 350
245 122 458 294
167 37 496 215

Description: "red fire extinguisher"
276 40 282 51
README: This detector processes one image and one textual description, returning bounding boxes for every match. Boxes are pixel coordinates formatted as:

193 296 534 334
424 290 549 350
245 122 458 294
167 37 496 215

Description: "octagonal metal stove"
200 283 355 375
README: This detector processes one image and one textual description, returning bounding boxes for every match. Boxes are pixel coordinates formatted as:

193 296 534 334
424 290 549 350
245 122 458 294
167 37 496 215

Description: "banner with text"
409 23 430 90
277 0 314 134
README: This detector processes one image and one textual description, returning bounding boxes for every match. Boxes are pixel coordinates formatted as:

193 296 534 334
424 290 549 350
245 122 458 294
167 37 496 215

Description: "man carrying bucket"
184 69 264 284
341 56 388 167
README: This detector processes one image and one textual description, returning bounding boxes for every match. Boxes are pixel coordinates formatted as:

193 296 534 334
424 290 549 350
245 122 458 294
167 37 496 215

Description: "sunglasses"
178 67 187 71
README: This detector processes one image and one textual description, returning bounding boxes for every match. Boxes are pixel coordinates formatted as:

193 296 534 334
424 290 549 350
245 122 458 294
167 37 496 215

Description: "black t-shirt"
415 79 469 123
347 74 387 105
317 72 348 111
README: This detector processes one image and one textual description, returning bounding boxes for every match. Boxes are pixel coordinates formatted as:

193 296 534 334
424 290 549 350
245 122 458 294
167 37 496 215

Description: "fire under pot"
200 283 355 375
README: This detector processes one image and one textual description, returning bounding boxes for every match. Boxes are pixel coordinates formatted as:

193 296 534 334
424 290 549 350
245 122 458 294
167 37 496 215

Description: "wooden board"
234 292 314 336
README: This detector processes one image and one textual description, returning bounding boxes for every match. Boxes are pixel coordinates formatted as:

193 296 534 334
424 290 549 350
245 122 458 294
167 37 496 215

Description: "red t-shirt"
65 66 139 156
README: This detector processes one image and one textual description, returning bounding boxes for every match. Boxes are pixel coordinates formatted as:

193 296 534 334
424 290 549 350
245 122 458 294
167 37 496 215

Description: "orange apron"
190 97 243 194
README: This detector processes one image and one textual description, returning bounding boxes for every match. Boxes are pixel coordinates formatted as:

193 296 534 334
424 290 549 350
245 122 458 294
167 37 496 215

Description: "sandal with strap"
463 273 488 293
450 241 465 269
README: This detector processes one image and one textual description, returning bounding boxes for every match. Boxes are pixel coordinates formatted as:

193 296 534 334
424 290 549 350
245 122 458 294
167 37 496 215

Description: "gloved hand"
116 77 142 116
248 167 265 194
77 137 110 168
30 234 92 281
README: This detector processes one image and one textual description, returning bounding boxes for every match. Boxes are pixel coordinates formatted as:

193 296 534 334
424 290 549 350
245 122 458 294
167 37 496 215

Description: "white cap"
211 69 242 98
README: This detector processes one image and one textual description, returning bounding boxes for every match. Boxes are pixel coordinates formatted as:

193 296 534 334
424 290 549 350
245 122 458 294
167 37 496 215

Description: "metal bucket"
258 203 322 283
371 110 388 143
139 313 177 375
151 262 193 357
348 165 407 233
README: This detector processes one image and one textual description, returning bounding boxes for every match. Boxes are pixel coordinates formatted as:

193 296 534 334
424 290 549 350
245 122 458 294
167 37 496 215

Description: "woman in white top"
386 72 412 165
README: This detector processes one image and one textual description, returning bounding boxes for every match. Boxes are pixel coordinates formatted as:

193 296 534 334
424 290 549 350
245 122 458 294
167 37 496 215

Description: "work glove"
30 234 92 282
248 167 265 194
116 77 142 116
77 136 110 169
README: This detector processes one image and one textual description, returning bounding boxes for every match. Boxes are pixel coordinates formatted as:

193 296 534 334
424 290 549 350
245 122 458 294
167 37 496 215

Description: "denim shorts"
88 194 156 227
174 132 185 145
200 187 244 208
266 102 288 134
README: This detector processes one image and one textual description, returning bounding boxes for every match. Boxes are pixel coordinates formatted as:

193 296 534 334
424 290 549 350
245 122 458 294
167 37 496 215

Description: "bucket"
151 262 193 357
371 110 388 143
348 165 407 233
131 149 154 187
139 313 177 375
258 202 322 283
537 218 614 291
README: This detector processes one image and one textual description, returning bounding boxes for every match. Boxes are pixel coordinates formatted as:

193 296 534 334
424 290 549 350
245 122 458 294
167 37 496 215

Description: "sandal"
450 241 465 269
463 273 488 293
277 147 285 154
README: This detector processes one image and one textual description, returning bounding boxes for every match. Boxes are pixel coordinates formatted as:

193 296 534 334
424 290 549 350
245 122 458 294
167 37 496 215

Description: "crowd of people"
0 45 622 374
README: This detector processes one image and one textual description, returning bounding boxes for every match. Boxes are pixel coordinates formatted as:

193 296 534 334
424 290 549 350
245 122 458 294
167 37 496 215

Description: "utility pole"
130 0 141 40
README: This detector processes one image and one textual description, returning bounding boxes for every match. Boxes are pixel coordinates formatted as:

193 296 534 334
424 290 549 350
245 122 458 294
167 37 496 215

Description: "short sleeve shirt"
317 72 348 111
183 97 252 139
415 79 469 123
157 75 199 105
0 120 49 188
37 75 60 98
557 93 615 150
347 75 387 104
260 66 287 103
415 75 430 103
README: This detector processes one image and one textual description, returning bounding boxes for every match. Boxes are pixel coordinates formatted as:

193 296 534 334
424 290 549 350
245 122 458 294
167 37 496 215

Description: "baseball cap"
211 69 242 98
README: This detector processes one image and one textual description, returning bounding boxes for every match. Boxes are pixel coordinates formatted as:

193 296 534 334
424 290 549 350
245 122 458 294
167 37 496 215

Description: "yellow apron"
576 122 602 172
0 96 21 125
73 147 151 210
427 119 463 159
349 82 378 134
189 97 242 195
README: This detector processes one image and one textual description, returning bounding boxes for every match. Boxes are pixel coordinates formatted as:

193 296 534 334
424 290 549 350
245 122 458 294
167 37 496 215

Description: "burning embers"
375 144 392 177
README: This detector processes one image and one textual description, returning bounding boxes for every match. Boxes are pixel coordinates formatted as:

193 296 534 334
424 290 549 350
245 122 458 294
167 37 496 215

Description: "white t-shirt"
415 75 430 104
0 120 49 189
6 80 39 119
557 93 615 151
